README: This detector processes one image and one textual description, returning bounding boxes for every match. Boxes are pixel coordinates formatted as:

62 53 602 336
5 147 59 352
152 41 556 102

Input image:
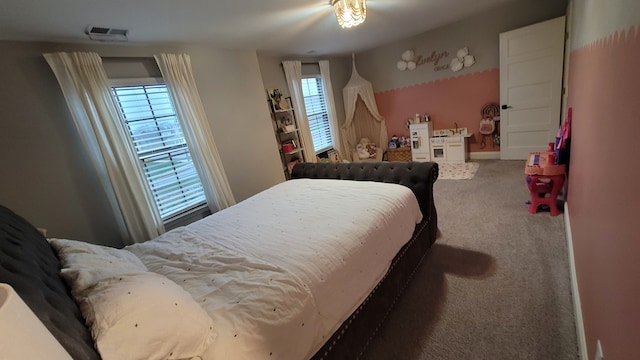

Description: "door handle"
501 104 512 110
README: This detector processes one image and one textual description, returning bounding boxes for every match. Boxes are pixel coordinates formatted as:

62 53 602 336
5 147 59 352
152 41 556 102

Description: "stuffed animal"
357 138 377 159
388 135 399 149
356 144 371 159
367 144 376 157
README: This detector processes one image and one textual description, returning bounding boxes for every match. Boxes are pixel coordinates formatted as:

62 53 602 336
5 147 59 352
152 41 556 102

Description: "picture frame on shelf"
282 115 294 132
278 120 287 133
276 113 295 133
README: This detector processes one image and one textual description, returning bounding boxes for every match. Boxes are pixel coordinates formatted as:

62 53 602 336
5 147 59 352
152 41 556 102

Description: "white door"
499 16 566 160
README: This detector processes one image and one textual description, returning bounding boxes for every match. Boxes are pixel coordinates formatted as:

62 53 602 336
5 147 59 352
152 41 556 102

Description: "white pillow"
49 238 148 295
78 272 215 360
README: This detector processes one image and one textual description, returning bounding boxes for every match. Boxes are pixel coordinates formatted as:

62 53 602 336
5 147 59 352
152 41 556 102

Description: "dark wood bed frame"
0 161 438 360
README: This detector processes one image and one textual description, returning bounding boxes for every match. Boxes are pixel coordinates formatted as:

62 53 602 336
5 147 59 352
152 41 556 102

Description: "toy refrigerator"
410 123 432 162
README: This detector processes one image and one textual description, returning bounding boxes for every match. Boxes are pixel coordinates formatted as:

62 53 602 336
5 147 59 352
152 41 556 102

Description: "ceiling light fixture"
331 0 367 29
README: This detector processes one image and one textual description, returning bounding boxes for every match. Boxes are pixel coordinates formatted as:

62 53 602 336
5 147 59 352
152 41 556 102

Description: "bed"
0 161 438 360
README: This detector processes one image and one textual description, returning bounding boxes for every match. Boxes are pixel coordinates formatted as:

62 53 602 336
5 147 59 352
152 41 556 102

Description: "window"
301 77 333 153
111 81 206 221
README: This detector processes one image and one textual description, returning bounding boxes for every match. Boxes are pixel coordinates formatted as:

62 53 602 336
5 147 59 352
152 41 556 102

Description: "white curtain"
341 55 388 161
282 61 316 163
318 60 343 158
154 54 235 211
44 52 163 244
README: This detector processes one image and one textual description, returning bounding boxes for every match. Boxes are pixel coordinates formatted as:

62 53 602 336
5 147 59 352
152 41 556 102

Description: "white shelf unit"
269 97 305 179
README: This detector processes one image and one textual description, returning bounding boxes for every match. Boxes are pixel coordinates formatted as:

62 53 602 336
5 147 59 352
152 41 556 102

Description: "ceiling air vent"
86 26 129 42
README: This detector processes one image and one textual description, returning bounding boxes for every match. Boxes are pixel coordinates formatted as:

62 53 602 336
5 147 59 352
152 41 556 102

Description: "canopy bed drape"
340 55 388 161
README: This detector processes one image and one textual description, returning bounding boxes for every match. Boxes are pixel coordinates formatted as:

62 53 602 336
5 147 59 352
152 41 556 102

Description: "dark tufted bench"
292 161 439 360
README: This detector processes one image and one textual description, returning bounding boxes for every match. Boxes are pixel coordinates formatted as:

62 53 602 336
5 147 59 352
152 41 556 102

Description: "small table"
526 174 565 216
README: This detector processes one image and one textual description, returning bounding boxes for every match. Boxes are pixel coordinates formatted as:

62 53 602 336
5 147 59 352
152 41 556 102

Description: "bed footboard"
291 161 439 359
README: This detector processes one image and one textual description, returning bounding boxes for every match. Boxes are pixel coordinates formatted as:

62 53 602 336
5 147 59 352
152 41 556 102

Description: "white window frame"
109 77 208 224
301 75 335 154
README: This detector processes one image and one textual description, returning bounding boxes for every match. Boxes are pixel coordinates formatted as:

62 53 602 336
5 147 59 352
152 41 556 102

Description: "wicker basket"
386 147 412 161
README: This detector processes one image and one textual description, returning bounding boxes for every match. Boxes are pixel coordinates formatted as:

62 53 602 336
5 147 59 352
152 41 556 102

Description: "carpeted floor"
362 160 578 360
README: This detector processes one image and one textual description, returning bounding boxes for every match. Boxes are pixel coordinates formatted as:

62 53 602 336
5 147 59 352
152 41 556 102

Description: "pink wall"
567 26 640 360
374 69 500 153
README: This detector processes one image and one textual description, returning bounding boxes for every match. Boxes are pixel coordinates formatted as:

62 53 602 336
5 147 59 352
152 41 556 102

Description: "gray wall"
0 40 284 247
355 0 568 92
254 0 568 156
570 0 640 50
256 54 351 132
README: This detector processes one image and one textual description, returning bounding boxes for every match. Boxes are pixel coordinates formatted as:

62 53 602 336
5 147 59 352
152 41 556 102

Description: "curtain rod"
101 56 155 62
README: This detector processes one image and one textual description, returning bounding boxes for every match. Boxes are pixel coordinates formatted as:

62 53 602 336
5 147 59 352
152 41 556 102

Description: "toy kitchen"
410 121 472 163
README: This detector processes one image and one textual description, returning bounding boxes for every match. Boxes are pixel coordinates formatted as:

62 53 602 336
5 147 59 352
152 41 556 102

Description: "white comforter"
127 178 422 360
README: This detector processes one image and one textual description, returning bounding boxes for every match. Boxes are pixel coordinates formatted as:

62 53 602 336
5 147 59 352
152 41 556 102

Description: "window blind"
112 84 206 220
301 77 333 153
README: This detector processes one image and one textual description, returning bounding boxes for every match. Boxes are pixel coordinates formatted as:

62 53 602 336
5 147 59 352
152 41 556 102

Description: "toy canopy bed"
341 55 388 162
0 161 438 360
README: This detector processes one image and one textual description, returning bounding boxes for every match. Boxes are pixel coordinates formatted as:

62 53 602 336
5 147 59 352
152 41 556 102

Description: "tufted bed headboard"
0 205 101 359
291 161 439 223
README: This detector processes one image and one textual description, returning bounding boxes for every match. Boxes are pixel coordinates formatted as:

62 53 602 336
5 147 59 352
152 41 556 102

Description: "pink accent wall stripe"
374 69 500 153
567 25 640 360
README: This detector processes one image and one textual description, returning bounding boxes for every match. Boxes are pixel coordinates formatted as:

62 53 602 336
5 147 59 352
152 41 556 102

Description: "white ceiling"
0 0 523 56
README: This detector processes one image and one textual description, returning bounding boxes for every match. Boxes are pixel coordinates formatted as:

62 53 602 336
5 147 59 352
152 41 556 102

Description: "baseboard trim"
564 202 588 360
469 151 500 160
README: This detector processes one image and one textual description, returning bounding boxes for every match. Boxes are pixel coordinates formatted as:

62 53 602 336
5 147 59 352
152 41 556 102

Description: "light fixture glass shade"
331 0 367 29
